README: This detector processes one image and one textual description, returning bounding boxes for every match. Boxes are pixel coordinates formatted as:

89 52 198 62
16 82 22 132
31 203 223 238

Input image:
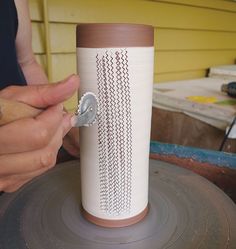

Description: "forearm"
14 0 48 85
21 57 48 85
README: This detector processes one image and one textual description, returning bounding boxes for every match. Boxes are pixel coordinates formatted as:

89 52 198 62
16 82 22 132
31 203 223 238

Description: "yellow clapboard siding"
155 50 236 73
50 23 77 53
48 50 236 77
32 23 76 54
35 54 47 71
29 0 43 21
155 29 236 51
35 54 77 111
47 50 236 82
36 54 77 82
51 53 78 111
38 23 236 53
51 54 77 111
63 92 78 112
29 0 236 23
152 0 236 12
28 0 236 111
32 22 45 53
51 54 77 81
47 0 236 31
154 69 206 83
35 49 236 86
45 50 236 79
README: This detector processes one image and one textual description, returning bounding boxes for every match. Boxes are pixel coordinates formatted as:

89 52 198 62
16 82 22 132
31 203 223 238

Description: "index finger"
0 74 79 108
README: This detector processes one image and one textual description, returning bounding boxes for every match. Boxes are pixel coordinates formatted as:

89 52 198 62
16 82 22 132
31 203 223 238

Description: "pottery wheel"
0 159 235 249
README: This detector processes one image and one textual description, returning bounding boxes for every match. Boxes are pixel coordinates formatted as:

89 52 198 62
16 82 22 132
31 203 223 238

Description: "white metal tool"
71 92 98 127
0 92 98 127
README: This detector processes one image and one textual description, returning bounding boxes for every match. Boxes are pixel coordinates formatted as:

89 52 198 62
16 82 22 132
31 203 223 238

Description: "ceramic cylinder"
77 24 154 227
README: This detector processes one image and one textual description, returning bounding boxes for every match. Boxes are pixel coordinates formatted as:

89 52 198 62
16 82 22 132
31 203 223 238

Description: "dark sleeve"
0 0 27 90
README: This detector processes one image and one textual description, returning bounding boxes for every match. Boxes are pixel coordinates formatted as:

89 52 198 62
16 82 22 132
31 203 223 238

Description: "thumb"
0 74 79 108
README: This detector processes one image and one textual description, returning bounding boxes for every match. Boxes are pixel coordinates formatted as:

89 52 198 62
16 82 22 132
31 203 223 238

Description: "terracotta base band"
82 205 149 228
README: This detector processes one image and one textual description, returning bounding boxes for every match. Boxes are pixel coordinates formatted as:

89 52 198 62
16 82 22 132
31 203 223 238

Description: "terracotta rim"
76 23 154 48
82 205 149 228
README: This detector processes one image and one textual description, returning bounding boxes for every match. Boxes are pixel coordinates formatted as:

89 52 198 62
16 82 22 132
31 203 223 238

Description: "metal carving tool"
0 92 98 127
71 92 98 127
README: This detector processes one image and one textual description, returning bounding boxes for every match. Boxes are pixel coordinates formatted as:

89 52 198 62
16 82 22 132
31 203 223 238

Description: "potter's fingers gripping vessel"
71 92 98 127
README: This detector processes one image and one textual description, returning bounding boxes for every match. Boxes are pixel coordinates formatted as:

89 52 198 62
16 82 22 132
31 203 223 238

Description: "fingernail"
66 74 78 82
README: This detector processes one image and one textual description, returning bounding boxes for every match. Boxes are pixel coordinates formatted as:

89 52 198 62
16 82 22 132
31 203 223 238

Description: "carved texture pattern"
96 49 132 216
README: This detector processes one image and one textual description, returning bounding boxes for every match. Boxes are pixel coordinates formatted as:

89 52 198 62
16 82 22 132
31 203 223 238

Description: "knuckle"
35 85 50 106
39 150 57 169
34 126 51 148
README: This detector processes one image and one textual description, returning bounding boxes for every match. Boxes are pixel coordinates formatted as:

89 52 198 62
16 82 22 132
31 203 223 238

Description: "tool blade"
71 92 98 127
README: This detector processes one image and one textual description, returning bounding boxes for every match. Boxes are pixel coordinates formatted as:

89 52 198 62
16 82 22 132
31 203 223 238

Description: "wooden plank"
47 0 236 31
151 0 236 13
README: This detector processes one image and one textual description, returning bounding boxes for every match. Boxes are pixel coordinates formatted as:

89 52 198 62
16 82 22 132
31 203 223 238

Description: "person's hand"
63 127 80 158
0 75 79 192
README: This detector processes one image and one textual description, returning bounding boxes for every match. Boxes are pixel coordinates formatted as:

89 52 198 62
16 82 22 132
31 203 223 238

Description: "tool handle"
0 97 42 126
221 82 236 98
